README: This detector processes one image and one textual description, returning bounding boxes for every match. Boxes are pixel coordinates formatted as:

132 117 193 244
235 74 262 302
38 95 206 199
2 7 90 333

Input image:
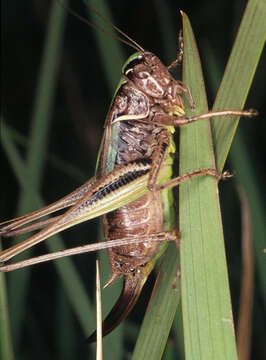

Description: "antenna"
57 0 145 53
84 1 145 52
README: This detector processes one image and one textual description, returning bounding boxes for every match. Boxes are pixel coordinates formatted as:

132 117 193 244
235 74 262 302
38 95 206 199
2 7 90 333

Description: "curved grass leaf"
180 13 237 360
212 0 266 169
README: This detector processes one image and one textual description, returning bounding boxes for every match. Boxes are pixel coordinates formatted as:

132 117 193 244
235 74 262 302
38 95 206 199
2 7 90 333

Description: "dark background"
1 0 265 359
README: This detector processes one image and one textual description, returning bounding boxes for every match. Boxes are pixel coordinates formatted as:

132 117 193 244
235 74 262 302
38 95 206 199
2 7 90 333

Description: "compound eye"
123 55 143 75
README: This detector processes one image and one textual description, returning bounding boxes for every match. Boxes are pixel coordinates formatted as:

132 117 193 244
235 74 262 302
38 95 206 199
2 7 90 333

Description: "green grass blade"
180 13 238 360
132 244 180 359
208 0 266 336
212 0 266 170
130 12 179 359
172 306 185 360
27 2 68 185
203 0 266 313
211 0 266 314
87 0 125 92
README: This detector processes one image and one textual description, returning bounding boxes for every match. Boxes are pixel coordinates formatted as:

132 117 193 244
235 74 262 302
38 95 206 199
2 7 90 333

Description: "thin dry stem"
237 187 254 360
96 260 103 360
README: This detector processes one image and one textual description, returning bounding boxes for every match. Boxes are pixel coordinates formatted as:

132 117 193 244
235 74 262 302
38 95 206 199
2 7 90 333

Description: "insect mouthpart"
167 106 185 117
162 92 186 117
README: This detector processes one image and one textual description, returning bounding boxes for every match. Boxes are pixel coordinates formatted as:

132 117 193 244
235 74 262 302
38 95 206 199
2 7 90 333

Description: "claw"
220 170 234 181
